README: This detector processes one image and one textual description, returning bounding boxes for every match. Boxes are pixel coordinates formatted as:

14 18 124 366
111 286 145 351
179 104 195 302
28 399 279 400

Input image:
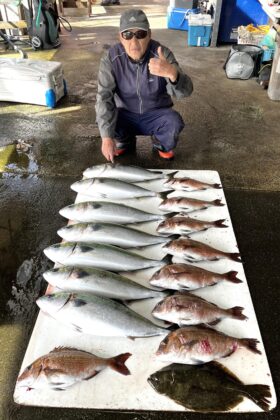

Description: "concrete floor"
0 0 279 418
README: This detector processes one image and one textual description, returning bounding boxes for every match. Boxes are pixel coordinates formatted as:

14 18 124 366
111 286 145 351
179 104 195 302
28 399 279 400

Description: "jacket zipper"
136 63 143 114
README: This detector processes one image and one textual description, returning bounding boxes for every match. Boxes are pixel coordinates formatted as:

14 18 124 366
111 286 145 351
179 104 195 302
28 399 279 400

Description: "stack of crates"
188 13 213 47
167 0 199 31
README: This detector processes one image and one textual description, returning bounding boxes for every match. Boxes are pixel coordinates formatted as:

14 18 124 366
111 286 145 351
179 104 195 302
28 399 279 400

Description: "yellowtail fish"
83 163 178 182
37 293 169 337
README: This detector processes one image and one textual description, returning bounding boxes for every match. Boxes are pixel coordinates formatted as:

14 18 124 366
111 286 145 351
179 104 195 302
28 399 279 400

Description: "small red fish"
159 197 224 213
156 326 261 364
16 347 131 391
150 263 242 290
152 292 247 326
164 177 222 192
163 238 241 263
157 216 227 236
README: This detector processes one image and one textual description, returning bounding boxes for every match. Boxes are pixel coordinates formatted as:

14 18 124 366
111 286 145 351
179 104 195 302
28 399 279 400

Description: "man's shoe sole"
158 150 174 160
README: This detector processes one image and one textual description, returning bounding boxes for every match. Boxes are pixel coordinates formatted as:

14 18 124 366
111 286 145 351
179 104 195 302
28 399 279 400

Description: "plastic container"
188 14 213 47
169 0 198 9
262 48 274 62
0 58 66 107
167 7 199 31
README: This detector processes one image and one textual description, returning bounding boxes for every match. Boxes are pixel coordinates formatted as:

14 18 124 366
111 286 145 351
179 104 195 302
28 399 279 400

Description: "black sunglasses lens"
122 30 148 40
135 30 148 39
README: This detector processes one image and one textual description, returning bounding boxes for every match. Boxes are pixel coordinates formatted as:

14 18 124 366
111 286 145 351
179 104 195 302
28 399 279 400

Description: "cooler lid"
0 58 62 81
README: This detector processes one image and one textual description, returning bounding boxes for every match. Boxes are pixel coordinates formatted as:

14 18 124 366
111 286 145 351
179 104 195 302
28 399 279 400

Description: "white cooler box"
0 58 67 107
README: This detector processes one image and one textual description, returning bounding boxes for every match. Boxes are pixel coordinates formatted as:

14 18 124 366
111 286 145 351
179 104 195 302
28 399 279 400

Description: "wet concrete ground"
0 0 280 418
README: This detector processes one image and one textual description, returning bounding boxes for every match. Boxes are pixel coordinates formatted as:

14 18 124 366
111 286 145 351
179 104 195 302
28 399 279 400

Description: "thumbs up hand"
148 46 178 82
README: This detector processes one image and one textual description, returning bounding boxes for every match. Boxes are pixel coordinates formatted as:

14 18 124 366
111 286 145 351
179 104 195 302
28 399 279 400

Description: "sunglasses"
121 30 148 40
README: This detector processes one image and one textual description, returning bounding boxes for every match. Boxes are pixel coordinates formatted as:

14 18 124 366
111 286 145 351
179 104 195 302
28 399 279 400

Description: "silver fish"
159 197 224 213
57 222 176 248
16 347 131 391
59 201 176 224
71 178 171 200
83 163 177 182
149 264 242 290
156 326 261 364
164 177 222 192
163 239 241 263
152 293 247 326
43 266 167 300
37 292 168 337
157 216 227 236
44 242 171 272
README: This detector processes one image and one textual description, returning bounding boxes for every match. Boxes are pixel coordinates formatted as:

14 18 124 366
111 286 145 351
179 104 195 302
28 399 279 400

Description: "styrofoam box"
14 170 277 413
0 58 66 107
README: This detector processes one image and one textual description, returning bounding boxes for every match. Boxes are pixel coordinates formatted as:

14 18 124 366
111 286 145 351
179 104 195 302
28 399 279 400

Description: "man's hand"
101 137 116 162
148 46 178 83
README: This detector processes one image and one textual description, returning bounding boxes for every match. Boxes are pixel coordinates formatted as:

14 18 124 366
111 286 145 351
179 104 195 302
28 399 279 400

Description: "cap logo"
129 17 137 22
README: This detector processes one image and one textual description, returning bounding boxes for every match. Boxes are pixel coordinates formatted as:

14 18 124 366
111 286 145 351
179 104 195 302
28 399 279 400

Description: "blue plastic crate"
188 24 212 46
262 48 274 62
167 7 199 31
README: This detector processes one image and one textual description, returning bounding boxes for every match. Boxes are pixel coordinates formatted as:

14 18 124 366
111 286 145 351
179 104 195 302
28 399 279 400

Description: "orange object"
158 150 175 160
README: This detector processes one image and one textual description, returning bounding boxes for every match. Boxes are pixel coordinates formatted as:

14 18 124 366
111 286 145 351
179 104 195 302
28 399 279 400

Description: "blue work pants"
115 108 185 152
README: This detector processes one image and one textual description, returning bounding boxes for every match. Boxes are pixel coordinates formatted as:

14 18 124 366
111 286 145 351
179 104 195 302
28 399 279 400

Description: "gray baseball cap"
120 9 150 32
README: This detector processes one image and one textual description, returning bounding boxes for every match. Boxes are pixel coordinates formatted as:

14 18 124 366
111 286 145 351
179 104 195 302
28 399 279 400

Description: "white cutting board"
13 170 277 412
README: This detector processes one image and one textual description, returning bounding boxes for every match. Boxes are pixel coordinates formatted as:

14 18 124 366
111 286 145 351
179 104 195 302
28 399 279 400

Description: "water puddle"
0 143 39 174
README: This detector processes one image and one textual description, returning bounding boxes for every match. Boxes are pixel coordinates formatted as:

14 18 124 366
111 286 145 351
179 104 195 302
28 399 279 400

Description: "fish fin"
177 284 191 290
84 372 98 381
228 252 242 262
161 254 173 265
73 298 87 307
207 319 221 326
225 271 242 283
213 199 224 206
244 384 272 412
72 323 83 333
228 306 248 321
214 183 222 189
109 352 131 376
54 387 66 391
223 348 236 358
168 234 181 241
191 358 205 364
127 336 136 341
165 171 179 180
158 190 174 200
165 212 179 219
214 219 228 228
166 324 179 332
240 338 261 354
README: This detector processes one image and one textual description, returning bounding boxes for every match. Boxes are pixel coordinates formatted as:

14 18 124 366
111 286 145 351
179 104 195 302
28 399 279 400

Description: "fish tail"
228 306 248 320
244 384 271 411
164 212 178 219
214 219 228 228
158 190 173 200
225 271 242 283
228 252 242 262
166 171 178 180
213 199 224 206
240 338 261 355
214 183 222 189
110 352 132 376
161 254 173 265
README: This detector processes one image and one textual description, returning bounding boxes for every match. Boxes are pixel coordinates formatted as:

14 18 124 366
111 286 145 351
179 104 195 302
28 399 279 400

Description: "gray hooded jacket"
95 39 193 138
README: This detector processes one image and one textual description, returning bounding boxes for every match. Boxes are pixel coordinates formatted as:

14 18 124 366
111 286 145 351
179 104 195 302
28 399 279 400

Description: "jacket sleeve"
95 51 118 138
162 45 193 99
